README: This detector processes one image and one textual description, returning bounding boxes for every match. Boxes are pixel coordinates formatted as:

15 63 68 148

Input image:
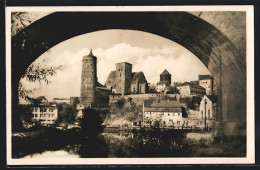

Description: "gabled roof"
96 81 105 87
160 69 171 75
178 82 206 91
205 95 217 103
178 82 191 87
190 80 199 85
105 71 116 86
131 72 147 84
143 99 182 112
144 99 181 108
36 96 47 101
199 75 213 80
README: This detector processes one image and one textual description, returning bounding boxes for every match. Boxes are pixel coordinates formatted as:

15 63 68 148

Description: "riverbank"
12 127 246 158
12 127 82 158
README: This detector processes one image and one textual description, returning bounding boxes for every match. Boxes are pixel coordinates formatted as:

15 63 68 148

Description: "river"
14 130 245 158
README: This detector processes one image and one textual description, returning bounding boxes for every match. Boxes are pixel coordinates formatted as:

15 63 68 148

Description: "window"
177 121 180 125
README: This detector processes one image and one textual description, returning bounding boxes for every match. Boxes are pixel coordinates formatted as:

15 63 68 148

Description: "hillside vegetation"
104 99 143 127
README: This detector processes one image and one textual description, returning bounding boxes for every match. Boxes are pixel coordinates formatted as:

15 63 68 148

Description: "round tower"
80 49 97 107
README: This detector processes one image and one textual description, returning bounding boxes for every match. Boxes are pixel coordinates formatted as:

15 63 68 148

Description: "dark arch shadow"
11 12 246 135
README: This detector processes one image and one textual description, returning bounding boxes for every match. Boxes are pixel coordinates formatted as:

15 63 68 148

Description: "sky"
20 29 210 102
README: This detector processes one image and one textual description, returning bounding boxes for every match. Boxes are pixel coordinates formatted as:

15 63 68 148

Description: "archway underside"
12 12 246 135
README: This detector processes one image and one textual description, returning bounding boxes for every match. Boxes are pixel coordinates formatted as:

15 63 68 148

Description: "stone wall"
109 93 181 105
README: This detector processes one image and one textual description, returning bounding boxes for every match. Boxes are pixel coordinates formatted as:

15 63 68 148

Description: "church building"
105 62 148 95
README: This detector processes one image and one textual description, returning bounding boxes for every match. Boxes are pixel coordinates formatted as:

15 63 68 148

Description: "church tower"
80 49 97 107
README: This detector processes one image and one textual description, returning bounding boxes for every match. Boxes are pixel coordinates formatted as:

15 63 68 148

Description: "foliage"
148 84 157 93
165 86 179 94
180 96 202 110
152 120 161 129
187 96 202 110
115 98 125 108
55 103 77 124
80 108 107 137
11 12 31 36
19 61 62 101
12 105 33 132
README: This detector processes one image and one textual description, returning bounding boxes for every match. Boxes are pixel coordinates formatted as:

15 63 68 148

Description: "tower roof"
88 49 93 56
83 49 96 58
160 69 171 75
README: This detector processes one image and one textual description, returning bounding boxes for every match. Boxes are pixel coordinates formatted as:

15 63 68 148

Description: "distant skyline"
20 29 210 102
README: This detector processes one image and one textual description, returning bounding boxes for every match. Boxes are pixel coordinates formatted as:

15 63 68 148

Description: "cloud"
20 42 210 101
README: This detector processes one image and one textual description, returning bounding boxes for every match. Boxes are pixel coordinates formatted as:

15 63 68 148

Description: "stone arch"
12 12 246 135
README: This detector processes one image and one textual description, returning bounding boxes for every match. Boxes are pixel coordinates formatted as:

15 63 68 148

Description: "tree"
80 108 105 137
19 61 62 101
56 103 77 124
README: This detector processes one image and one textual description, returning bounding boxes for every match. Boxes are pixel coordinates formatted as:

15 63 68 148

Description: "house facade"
143 99 183 127
32 103 58 125
177 82 206 97
198 75 214 95
199 95 217 120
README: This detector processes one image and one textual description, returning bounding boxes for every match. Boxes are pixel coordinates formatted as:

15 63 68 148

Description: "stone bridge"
11 11 247 136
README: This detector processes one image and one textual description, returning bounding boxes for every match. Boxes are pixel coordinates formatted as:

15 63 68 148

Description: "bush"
115 98 125 108
56 103 77 124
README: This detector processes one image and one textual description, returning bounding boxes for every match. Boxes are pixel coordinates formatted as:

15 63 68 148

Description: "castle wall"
109 93 181 105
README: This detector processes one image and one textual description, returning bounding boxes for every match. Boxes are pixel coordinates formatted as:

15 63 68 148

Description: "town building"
31 103 58 125
143 99 184 127
176 82 206 97
52 98 70 104
130 72 148 94
199 95 217 120
105 62 148 95
198 75 214 95
156 69 172 93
